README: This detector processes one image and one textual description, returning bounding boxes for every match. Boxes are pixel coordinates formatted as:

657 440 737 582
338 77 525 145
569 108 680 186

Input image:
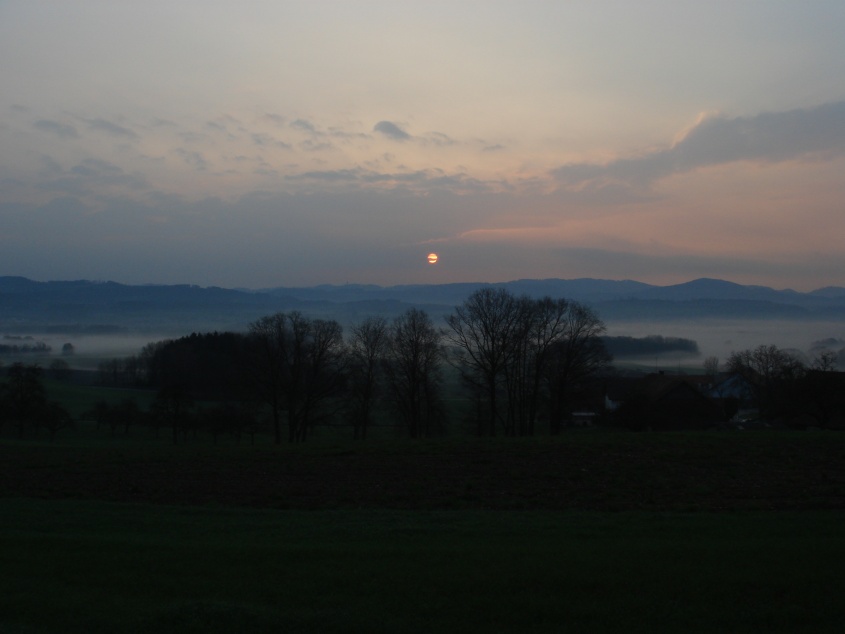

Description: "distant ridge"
2 276 845 332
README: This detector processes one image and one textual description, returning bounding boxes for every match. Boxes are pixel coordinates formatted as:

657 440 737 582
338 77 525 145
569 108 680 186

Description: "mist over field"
2 274 845 372
604 319 845 368
7 316 844 375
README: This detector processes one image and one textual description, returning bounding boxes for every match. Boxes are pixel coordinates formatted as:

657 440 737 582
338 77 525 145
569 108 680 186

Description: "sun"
427 252 439 264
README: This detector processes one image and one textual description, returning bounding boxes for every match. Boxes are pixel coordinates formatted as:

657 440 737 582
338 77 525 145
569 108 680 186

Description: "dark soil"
2 432 844 511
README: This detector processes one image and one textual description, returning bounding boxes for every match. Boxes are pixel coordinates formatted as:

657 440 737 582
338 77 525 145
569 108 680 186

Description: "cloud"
293 166 495 194
552 101 845 189
296 168 364 182
175 149 209 171
373 120 410 140
264 113 286 126
421 131 456 146
34 119 78 138
290 118 318 134
251 132 291 149
83 117 138 139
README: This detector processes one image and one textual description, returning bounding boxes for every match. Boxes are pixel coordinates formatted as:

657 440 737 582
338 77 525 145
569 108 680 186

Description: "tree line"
4 288 844 442
73 289 612 443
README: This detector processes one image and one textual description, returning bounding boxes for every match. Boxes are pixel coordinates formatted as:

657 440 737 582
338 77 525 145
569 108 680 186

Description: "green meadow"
2 498 844 634
2 379 845 632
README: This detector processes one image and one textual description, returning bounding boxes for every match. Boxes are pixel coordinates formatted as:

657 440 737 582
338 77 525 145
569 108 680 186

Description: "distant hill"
2 275 844 333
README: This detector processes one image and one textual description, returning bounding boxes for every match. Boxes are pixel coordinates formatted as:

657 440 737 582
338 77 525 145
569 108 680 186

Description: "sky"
2 1 845 291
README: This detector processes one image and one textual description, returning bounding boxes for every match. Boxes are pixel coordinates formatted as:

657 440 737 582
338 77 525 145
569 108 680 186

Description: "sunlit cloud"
551 102 845 193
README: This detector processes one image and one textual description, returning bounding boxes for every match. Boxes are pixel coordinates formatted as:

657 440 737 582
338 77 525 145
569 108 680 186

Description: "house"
708 372 758 422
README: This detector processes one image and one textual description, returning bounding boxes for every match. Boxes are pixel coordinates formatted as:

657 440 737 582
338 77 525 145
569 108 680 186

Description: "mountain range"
2 276 844 334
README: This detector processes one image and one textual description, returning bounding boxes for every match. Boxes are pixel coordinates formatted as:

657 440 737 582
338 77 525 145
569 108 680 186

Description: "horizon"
3 273 841 295
2 2 845 292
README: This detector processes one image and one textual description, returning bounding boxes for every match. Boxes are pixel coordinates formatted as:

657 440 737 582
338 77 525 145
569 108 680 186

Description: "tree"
812 351 839 372
88 398 142 436
38 401 73 441
703 356 720 380
796 352 845 429
505 296 574 436
151 385 194 445
347 317 388 439
142 332 250 398
1 363 47 438
248 312 346 443
445 288 528 436
544 301 611 434
383 308 445 438
727 344 805 421
446 288 610 436
49 359 72 381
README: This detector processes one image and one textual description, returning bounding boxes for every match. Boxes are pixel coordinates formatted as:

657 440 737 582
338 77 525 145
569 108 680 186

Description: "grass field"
2 497 844 633
3 372 845 632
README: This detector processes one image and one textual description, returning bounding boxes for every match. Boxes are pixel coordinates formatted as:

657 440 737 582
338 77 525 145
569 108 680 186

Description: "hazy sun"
427 253 439 264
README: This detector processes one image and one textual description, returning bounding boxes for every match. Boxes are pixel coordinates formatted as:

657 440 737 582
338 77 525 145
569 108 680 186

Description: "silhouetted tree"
727 344 805 421
49 359 72 381
1 363 47 438
248 312 346 443
348 316 388 439
383 308 445 438
703 356 720 380
544 302 611 434
38 401 73 441
151 385 194 445
447 289 609 436
446 288 528 436
143 332 250 398
795 354 845 428
88 398 142 436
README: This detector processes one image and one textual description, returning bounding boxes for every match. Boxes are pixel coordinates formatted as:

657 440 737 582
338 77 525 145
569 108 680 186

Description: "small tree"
49 359 72 381
38 401 73 441
152 385 194 445
703 356 719 380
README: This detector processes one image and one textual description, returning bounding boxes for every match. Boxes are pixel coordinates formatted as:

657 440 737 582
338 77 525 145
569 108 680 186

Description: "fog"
6 318 844 374
3 333 181 371
605 319 845 369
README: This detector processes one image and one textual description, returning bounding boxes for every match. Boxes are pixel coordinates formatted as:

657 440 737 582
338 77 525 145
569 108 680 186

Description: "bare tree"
544 301 611 434
703 356 720 380
248 312 346 443
505 296 573 436
247 314 287 444
727 344 805 421
812 350 839 372
383 308 445 438
348 317 388 439
445 288 528 436
447 289 610 436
